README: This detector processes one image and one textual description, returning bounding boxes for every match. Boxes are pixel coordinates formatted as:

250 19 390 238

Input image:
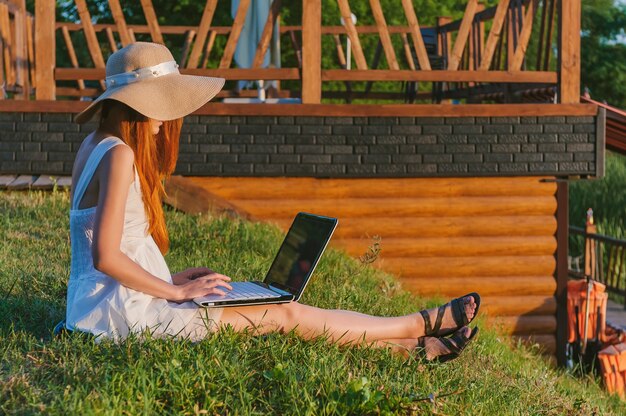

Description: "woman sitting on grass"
67 42 480 363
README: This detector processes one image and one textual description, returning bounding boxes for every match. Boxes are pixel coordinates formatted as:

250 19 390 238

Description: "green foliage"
581 0 626 107
569 151 626 243
1 190 626 414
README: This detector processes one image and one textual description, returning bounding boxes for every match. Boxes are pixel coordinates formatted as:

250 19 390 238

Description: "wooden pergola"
0 0 580 106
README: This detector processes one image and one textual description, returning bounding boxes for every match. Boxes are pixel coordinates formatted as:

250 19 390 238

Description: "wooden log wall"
172 176 559 353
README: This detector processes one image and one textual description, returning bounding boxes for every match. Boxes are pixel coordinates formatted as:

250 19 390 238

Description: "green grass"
569 151 626 245
1 190 625 415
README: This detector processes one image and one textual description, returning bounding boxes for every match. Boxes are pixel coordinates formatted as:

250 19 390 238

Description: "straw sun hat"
75 42 225 124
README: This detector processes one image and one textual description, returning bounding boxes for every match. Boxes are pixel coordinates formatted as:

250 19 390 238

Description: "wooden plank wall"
177 176 558 352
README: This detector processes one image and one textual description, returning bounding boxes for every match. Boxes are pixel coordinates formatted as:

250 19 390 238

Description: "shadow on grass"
0 295 64 339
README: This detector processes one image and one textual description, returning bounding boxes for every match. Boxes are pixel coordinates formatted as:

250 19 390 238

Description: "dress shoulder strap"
72 137 125 210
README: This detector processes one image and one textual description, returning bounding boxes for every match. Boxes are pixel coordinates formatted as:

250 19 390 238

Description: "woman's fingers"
196 273 232 284
189 277 232 293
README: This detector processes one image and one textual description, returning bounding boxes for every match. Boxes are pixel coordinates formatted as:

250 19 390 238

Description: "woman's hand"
172 270 232 303
172 267 218 285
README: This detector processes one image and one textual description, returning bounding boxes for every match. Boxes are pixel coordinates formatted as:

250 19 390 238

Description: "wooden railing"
9 0 581 105
0 0 33 99
569 226 626 309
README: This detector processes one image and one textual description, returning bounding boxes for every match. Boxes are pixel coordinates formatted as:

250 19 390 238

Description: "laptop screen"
264 213 337 298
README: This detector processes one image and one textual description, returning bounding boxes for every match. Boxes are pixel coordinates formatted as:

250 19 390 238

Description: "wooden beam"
543 0 557 71
219 0 250 69
139 0 164 44
479 0 510 71
333 34 348 68
75 0 106 70
559 0 580 103
555 180 569 366
61 25 85 90
34 0 55 99
180 30 196 67
369 0 399 70
0 14 4 97
55 67 301 81
26 14 34 90
507 4 515 70
438 16 453 59
0 3 14 86
302 0 321 103
401 0 430 70
105 27 118 52
336 0 368 70
164 176 255 219
468 2 485 73
201 30 217 69
107 0 133 47
13 0 28 99
0 99 598 117
128 28 137 43
511 0 538 71
400 33 415 70
448 0 479 70
187 0 218 69
321 69 556 83
252 0 281 69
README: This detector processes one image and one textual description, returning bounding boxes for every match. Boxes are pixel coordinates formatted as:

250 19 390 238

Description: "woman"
67 42 480 362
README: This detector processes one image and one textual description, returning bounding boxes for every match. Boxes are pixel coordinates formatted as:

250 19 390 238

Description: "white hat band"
105 60 180 90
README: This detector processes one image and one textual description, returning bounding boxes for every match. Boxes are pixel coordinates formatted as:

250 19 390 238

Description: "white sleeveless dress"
66 136 222 341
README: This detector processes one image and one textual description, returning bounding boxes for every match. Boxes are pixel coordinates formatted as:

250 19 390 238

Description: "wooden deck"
0 174 72 190
166 175 559 353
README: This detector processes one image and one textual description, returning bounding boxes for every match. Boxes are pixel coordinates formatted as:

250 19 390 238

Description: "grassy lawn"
1 190 625 414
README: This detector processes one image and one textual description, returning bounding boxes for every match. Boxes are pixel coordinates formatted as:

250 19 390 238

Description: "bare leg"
220 302 419 344
219 296 477 344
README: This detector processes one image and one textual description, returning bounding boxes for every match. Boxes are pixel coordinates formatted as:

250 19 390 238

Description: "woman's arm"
91 145 231 302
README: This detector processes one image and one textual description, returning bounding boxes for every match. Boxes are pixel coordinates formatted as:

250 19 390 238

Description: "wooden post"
108 0 133 47
140 0 164 44
13 0 28 99
35 0 55 100
301 0 321 103
555 180 569 367
187 0 218 69
219 0 250 69
559 0 580 103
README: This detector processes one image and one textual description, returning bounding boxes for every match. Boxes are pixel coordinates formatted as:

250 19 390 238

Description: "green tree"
581 0 626 108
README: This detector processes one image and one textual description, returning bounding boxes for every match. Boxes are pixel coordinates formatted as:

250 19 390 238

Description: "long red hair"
100 101 182 254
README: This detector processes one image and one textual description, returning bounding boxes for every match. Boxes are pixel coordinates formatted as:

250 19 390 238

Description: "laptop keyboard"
213 281 282 300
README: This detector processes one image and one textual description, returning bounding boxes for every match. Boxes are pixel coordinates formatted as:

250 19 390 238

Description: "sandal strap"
420 309 433 335
439 336 463 355
432 305 446 335
451 296 469 328
416 337 426 349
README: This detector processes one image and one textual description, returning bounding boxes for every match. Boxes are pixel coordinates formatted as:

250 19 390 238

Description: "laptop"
194 212 338 307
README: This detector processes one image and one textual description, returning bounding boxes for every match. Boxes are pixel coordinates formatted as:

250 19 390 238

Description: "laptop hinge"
268 284 292 297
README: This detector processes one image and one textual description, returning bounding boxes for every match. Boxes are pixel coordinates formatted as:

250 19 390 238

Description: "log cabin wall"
0 103 605 358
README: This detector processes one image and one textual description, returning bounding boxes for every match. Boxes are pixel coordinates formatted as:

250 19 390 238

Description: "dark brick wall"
0 112 603 177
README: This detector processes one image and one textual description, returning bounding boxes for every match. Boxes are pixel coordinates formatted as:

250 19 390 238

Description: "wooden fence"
0 0 581 105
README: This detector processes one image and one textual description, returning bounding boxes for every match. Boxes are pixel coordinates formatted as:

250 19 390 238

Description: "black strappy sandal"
416 326 479 363
419 292 481 337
